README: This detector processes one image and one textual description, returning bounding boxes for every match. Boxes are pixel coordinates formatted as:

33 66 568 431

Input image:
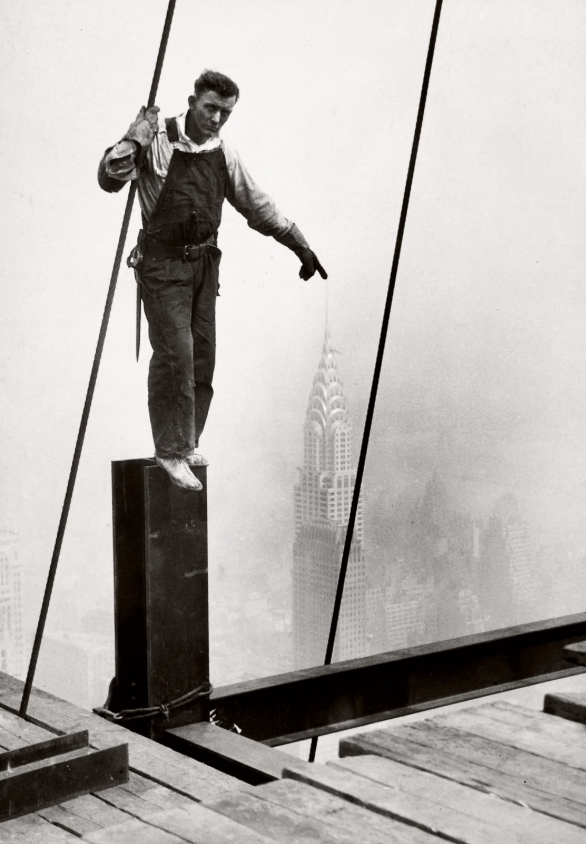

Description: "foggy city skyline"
1 0 586 707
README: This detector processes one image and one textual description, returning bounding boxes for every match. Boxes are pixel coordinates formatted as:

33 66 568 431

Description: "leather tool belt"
143 235 218 263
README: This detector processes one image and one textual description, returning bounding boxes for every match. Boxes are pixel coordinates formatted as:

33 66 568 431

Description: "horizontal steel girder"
210 613 586 745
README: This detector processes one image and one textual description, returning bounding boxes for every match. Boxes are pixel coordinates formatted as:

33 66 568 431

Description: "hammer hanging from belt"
126 229 144 360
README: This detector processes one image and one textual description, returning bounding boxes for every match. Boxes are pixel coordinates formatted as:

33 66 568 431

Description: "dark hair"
194 70 240 101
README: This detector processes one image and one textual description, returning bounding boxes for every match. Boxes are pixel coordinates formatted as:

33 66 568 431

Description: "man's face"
188 90 237 142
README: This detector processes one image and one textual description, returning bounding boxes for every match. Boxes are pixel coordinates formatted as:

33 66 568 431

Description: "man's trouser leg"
140 251 219 457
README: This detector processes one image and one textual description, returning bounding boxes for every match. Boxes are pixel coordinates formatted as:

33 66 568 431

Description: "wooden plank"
94 781 182 821
340 724 586 828
37 772 188 837
477 700 586 739
399 720 586 805
38 803 103 837
39 791 131 835
544 690 586 725
285 760 532 844
433 705 586 770
120 771 197 811
0 730 89 771
0 670 249 802
204 789 391 844
0 725 29 751
164 721 313 783
0 741 128 822
255 777 440 844
331 754 586 844
0 709 54 747
0 812 82 842
133 804 280 844
83 817 187 844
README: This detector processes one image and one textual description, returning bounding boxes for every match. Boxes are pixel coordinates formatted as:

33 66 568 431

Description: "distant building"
293 330 366 667
384 574 430 649
482 494 539 625
35 631 114 710
0 530 24 678
457 589 485 634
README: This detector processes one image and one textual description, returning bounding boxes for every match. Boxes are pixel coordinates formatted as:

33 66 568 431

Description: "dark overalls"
140 119 226 458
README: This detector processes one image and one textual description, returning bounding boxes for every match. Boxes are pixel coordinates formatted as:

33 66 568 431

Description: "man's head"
187 70 239 144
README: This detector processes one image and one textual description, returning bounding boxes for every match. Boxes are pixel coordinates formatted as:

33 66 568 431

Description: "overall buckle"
181 243 205 261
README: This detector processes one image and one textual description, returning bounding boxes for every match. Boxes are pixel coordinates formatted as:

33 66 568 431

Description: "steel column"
111 458 209 737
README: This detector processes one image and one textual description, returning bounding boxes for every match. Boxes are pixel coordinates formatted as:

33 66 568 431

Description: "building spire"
323 278 331 353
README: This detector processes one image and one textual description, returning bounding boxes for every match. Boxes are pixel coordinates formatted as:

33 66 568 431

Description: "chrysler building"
293 330 366 668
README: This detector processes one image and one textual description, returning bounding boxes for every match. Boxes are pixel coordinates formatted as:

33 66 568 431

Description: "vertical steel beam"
111 458 209 737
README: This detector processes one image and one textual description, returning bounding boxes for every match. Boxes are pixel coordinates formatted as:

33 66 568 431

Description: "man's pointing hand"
299 248 328 281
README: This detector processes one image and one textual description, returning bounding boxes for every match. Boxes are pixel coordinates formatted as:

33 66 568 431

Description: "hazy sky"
1 1 585 672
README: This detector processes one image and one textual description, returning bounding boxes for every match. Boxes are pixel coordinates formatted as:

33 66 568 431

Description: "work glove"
124 106 160 150
299 248 328 281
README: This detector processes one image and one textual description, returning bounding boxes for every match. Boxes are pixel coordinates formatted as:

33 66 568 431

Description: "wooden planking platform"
325 699 586 841
0 672 260 842
4 667 586 842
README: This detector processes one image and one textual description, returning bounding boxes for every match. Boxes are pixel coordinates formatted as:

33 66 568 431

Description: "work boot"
155 455 202 491
185 449 209 467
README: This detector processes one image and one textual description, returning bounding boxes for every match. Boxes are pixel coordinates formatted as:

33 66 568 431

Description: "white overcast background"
1 1 585 684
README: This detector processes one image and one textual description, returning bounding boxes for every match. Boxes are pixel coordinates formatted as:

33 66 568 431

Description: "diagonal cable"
19 0 178 718
309 0 444 762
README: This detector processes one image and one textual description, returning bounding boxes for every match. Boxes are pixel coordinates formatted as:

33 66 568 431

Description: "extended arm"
224 144 327 280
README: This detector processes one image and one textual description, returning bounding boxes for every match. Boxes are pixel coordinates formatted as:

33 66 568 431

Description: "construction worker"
99 70 326 491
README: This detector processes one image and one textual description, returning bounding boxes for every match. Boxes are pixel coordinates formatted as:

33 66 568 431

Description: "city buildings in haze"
0 529 25 678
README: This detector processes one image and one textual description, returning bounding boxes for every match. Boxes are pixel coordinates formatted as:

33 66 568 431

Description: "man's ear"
188 94 196 108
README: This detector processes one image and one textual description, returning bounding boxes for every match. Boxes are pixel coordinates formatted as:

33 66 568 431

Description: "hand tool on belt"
126 231 145 361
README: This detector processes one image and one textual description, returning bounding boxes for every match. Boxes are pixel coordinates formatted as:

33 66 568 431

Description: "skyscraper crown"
304 329 352 473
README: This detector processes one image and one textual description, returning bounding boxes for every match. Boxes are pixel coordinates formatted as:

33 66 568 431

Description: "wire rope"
19 0 178 718
309 0 445 762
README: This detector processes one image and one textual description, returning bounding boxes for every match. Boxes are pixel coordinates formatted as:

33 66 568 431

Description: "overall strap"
165 116 180 143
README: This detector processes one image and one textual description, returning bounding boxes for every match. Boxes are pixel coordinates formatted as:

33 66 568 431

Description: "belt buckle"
183 244 195 262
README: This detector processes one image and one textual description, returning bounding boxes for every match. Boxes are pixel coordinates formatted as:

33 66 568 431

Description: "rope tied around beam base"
94 680 213 722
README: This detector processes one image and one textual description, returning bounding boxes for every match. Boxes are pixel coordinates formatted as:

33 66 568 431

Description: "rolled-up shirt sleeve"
98 140 141 193
223 143 309 254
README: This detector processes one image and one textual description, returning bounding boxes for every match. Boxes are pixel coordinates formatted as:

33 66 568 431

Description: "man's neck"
185 110 211 145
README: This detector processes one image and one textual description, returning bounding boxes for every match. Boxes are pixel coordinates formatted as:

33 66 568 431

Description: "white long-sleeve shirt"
101 112 309 251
